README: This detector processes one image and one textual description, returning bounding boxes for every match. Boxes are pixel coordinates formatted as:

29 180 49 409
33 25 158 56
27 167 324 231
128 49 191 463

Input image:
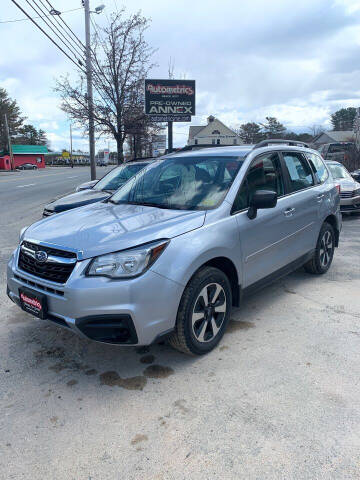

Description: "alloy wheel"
319 230 333 268
191 282 227 343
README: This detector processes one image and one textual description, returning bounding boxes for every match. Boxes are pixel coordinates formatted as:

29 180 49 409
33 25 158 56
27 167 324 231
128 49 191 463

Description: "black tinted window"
283 152 314 192
233 152 284 212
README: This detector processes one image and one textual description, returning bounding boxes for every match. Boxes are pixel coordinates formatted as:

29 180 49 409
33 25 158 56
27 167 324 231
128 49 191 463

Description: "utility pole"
84 0 96 180
167 121 173 153
70 123 73 165
4 114 14 170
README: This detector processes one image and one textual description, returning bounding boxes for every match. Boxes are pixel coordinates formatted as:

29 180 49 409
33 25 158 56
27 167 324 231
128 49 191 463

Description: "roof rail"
253 139 310 150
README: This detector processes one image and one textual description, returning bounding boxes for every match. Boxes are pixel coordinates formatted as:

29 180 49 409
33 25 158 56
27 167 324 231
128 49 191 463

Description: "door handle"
283 207 295 217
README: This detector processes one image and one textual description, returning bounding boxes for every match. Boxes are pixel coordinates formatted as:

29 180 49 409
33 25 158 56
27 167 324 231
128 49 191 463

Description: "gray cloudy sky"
1 0 360 151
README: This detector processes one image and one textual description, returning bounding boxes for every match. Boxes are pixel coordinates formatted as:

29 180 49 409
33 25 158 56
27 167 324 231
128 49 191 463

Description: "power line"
0 6 82 24
36 0 85 58
24 0 85 64
10 0 86 73
43 0 86 52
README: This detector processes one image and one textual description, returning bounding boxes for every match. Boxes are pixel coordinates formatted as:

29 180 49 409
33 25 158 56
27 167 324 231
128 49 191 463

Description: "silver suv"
7 140 341 355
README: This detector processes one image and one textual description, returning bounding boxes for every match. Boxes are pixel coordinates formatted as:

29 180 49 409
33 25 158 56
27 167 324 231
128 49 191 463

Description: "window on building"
233 139 237 145
212 130 220 135
194 139 198 145
216 139 220 145
212 139 216 145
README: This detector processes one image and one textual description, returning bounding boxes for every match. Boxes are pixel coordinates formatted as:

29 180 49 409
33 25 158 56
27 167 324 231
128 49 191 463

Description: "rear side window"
282 152 314 192
306 153 329 184
232 152 284 212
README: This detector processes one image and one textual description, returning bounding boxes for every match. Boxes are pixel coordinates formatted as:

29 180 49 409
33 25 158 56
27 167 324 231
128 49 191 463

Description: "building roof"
188 126 205 139
12 144 48 154
313 131 354 143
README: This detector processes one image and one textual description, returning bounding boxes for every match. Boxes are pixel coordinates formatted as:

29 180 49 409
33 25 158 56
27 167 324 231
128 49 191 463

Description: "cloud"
1 0 360 149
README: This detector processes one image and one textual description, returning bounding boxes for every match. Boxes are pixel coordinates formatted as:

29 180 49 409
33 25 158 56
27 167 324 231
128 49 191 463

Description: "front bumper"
340 194 360 212
7 247 183 346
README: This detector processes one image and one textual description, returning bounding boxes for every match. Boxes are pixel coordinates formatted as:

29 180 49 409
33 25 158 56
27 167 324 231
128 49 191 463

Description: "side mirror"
247 189 277 219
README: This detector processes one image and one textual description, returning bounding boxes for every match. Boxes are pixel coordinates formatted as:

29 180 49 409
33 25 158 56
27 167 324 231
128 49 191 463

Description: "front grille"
18 242 77 284
14 274 64 296
22 241 76 259
340 191 355 199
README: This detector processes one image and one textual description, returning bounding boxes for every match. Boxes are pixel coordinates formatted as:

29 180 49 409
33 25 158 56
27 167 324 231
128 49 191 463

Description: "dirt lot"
1 214 360 479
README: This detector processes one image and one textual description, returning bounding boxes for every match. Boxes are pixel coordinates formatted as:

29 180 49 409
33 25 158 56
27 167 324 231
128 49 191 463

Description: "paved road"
0 166 112 250
1 171 360 479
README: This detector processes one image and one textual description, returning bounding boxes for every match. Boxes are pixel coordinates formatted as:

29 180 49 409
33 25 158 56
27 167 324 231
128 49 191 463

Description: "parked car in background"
326 161 360 214
318 142 358 170
8 140 341 355
351 169 360 182
17 163 38 170
43 160 152 216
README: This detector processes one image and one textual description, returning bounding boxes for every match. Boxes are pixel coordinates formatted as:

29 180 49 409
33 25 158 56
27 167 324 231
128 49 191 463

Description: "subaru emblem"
35 250 48 264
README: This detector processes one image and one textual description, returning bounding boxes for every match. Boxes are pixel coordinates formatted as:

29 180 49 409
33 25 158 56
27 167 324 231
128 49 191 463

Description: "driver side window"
232 152 284 212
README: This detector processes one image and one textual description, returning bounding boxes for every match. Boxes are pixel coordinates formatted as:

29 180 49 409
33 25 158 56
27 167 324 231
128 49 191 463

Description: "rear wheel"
169 267 232 355
304 222 335 274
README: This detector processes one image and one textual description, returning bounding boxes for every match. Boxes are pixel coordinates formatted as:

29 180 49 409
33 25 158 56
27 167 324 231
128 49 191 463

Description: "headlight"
19 226 29 242
354 188 360 196
86 239 169 278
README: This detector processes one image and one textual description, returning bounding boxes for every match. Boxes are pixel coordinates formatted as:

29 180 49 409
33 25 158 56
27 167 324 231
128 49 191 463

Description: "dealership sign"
145 79 195 120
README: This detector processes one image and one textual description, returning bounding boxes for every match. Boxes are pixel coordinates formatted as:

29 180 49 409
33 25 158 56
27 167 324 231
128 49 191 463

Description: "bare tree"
55 9 156 163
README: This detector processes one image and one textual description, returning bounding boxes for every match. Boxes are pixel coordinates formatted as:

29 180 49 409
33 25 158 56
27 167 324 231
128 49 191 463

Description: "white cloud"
1 0 360 150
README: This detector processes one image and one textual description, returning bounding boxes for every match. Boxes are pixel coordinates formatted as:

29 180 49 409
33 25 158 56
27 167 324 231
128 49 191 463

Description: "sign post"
144 79 196 153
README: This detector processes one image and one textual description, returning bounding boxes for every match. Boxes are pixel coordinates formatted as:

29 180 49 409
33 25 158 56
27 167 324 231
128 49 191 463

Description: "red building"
0 145 48 170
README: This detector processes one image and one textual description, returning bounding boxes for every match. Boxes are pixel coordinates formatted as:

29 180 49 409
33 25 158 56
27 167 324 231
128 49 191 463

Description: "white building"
187 115 242 146
151 134 166 156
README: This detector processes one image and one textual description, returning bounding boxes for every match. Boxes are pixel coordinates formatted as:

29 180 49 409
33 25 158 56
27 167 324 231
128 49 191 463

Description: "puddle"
143 365 174 379
226 320 255 333
219 345 229 351
99 371 147 391
140 354 155 364
67 379 78 387
174 399 189 413
131 434 148 445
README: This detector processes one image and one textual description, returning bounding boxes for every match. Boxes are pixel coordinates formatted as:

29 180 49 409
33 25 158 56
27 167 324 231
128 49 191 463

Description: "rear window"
306 153 329 184
328 143 354 153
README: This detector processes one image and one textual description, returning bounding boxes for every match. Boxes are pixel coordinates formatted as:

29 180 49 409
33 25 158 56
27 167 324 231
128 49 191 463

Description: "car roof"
162 144 319 160
122 159 153 166
326 160 344 166
163 146 254 159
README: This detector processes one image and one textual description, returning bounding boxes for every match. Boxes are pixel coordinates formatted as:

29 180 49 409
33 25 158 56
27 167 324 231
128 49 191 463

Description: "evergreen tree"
0 87 25 152
330 107 356 131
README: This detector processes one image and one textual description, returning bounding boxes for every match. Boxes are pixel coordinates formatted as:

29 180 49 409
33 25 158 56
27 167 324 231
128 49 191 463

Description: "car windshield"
110 155 245 210
328 163 352 179
93 163 147 191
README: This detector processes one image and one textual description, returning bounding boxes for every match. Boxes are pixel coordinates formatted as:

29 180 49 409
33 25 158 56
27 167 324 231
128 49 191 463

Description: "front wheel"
169 266 232 355
304 222 335 274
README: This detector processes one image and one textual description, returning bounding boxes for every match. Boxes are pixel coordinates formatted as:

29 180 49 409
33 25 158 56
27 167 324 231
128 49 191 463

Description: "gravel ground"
1 211 360 479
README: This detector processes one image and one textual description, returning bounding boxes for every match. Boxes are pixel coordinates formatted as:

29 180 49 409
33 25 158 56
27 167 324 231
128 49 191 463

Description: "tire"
304 222 335 275
168 266 232 355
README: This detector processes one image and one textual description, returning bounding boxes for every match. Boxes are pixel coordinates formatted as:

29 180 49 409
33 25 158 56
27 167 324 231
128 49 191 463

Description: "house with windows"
187 115 242 147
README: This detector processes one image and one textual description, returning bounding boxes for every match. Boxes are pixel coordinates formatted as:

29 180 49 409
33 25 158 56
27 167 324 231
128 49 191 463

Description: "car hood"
336 178 359 191
26 202 206 259
45 189 110 213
